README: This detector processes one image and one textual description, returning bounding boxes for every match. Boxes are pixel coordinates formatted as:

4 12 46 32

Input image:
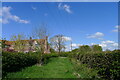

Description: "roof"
5 41 15 45
0 39 46 45
0 40 14 45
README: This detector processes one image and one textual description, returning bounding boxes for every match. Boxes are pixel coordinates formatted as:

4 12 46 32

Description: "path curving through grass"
6 57 77 78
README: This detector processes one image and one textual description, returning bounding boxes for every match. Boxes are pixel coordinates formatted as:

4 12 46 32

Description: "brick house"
1 36 50 53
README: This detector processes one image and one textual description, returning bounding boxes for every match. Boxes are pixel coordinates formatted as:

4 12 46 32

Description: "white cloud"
89 43 97 46
65 40 118 51
65 43 81 51
87 32 104 40
63 4 72 13
62 36 72 41
112 29 118 32
58 3 62 8
0 6 29 24
50 36 72 43
32 6 37 10
71 43 81 47
115 25 119 28
89 40 118 51
58 3 72 14
99 40 118 51
112 25 120 32
65 45 71 51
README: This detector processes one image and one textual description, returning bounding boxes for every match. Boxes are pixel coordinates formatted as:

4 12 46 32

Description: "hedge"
2 52 40 77
42 52 70 64
69 50 120 80
2 52 70 77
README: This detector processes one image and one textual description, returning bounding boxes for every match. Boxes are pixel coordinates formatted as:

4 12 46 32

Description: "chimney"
45 36 48 41
30 37 32 40
44 36 48 53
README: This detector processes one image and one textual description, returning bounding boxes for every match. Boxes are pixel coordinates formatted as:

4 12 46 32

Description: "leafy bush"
70 58 98 78
2 51 71 76
58 52 70 57
42 53 58 64
91 45 102 52
69 50 120 79
42 52 69 64
2 52 39 77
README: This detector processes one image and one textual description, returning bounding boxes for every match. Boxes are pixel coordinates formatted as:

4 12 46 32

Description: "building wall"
2 38 51 53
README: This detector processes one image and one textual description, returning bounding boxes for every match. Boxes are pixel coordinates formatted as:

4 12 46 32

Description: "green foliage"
2 51 70 78
42 52 70 64
5 57 76 78
2 52 39 77
58 52 70 57
1 40 6 48
69 50 120 79
2 48 120 79
71 48 79 53
91 45 102 52
79 45 92 53
70 58 98 78
10 34 27 52
50 48 56 53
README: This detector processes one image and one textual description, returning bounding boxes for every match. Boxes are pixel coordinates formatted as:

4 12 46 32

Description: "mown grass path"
6 57 77 78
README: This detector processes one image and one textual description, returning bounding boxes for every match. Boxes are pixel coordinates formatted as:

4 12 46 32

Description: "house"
1 36 50 53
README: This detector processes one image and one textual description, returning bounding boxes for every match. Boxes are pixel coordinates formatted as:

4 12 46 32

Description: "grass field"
5 57 98 78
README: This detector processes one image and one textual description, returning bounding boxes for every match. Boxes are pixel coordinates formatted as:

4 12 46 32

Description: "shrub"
79 45 92 53
69 50 120 79
42 53 59 64
2 52 39 77
91 45 102 52
58 52 70 57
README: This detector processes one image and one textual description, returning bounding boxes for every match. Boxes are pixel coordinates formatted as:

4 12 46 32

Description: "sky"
0 2 118 51
2 0 120 2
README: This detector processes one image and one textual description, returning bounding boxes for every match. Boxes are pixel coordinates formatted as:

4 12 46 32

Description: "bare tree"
32 24 49 39
32 23 49 65
50 34 67 54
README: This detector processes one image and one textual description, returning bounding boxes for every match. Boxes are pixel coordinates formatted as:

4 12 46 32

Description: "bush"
71 58 98 78
58 52 70 57
2 52 39 77
42 52 70 64
69 50 120 79
2 51 72 78
42 53 59 64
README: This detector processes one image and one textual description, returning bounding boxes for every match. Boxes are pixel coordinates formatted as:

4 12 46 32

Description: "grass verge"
4 57 99 78
5 57 76 78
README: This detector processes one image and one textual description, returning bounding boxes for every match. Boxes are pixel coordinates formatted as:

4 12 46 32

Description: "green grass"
5 57 98 78
5 57 76 78
71 58 98 78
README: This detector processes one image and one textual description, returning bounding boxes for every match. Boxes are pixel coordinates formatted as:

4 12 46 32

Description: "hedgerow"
2 52 70 78
2 50 120 79
42 52 70 64
69 50 120 79
2 52 40 77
